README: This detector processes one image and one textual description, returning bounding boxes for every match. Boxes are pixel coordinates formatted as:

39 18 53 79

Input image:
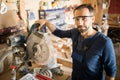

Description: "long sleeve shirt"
52 28 116 80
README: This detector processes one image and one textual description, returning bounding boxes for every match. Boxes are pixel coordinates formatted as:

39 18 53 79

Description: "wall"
0 0 20 29
108 0 120 28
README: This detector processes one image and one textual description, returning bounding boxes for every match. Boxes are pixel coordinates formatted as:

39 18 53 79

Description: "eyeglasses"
73 16 93 21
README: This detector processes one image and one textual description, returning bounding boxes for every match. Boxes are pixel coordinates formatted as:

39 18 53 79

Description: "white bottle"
10 65 16 80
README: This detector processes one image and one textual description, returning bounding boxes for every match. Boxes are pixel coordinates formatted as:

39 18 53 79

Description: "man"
35 4 116 80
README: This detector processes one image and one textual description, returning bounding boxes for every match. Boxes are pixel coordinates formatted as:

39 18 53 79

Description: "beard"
77 25 90 33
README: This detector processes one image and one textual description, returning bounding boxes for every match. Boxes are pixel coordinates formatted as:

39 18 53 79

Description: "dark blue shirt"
52 28 116 80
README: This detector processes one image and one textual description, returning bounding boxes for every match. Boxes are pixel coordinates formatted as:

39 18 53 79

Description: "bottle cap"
10 65 16 69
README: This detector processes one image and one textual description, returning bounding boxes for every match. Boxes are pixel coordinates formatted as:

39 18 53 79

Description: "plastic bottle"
10 65 16 80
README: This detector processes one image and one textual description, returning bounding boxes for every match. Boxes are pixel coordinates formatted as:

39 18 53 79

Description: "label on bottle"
11 69 16 80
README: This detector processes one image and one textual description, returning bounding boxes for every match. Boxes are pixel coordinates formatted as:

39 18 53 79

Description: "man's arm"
103 38 116 80
35 19 56 32
106 76 115 80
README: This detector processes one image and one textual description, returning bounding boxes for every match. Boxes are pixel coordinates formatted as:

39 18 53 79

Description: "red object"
10 65 16 69
108 0 120 14
0 27 18 35
35 73 52 80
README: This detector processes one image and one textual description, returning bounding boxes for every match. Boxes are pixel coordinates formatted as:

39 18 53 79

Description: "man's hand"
35 19 56 32
35 19 47 30
106 76 115 80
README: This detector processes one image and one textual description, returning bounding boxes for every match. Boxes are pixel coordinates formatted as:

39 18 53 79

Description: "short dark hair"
73 4 94 16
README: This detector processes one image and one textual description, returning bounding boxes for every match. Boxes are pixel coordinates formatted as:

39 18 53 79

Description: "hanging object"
0 2 7 14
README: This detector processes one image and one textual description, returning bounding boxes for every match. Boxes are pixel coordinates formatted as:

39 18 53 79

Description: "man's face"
73 8 95 33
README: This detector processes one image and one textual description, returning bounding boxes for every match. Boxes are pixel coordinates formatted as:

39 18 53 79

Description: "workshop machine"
0 23 63 80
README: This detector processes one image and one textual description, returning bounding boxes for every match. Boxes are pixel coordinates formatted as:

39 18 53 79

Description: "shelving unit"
39 8 66 29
